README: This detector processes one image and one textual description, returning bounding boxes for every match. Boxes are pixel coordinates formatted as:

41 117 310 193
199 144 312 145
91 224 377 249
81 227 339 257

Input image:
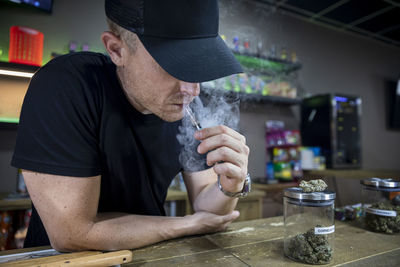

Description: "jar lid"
284 187 336 201
361 178 400 188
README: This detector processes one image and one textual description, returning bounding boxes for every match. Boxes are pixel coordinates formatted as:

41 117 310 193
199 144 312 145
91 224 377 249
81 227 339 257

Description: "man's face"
117 39 200 122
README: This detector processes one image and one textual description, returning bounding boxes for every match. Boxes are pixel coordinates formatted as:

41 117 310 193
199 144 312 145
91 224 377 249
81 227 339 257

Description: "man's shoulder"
45 52 112 71
31 52 115 91
28 52 114 103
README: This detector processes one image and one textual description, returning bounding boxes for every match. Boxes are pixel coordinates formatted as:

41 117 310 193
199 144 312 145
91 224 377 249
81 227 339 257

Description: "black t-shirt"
11 52 184 247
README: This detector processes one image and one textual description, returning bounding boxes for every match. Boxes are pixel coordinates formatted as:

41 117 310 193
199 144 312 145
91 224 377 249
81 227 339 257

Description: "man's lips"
172 102 191 107
171 104 185 111
171 95 193 106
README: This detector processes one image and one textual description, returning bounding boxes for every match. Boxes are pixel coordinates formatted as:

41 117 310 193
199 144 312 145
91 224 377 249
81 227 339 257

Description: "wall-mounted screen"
1 0 53 13
386 80 400 130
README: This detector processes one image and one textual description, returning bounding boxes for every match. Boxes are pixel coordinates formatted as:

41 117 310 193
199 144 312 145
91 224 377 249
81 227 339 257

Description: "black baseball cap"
105 0 243 83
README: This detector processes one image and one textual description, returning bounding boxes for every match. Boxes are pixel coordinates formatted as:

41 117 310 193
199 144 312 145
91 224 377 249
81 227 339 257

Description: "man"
12 0 250 251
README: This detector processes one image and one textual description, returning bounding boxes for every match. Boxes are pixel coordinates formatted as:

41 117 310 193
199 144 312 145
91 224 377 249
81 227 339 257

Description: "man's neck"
116 68 151 115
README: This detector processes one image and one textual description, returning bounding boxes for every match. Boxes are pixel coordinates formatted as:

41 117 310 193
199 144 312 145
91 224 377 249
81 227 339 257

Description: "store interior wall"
1 0 400 192
219 0 400 178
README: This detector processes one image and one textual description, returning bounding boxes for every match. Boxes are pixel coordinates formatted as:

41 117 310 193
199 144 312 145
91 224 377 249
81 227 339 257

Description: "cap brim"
138 35 243 83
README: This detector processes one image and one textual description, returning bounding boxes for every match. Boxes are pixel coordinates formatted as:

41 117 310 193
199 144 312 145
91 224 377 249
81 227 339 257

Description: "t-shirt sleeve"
11 58 102 177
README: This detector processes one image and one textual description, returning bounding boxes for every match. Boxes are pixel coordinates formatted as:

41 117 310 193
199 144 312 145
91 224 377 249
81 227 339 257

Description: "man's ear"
101 31 124 66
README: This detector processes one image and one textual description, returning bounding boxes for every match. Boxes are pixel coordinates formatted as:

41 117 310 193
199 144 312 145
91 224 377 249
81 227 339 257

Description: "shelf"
267 144 301 149
201 51 302 104
0 193 31 211
0 121 18 129
0 61 39 78
0 117 19 123
233 51 302 75
237 92 302 105
0 61 40 72
200 88 302 105
0 117 19 129
303 169 400 179
252 181 299 192
0 62 37 128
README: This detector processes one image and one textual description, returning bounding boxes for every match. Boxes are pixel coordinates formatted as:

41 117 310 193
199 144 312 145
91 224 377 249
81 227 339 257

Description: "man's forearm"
192 181 239 215
56 213 190 251
55 210 240 252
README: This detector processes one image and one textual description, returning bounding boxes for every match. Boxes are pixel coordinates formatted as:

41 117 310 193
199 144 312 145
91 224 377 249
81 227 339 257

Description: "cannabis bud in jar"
286 226 333 264
361 178 400 234
283 186 336 265
365 202 400 234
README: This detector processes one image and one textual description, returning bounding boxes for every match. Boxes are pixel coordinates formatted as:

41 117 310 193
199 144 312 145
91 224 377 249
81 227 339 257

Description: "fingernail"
194 131 201 139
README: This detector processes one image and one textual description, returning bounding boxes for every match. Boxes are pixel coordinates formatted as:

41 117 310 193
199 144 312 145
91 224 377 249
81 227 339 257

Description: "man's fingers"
206 147 247 167
222 210 240 223
213 162 247 180
218 211 240 231
231 210 240 220
195 125 246 143
191 211 240 235
197 133 246 154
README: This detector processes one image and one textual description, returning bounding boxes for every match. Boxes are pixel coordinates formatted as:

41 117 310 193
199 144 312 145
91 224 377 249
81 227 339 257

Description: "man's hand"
195 125 250 193
185 210 240 235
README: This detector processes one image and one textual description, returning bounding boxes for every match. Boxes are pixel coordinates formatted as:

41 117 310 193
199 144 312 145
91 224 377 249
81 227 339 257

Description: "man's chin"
159 112 184 122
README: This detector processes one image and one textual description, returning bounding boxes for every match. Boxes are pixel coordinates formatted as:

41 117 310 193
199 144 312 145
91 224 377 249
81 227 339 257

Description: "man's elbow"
49 229 118 252
48 226 95 252
45 219 101 252
50 235 86 252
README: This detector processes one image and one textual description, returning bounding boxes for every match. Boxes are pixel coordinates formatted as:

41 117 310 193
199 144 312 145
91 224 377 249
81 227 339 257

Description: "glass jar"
361 178 400 234
283 187 336 265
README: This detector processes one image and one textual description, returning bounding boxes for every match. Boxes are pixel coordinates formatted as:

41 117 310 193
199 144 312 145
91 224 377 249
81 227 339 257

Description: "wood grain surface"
125 216 400 266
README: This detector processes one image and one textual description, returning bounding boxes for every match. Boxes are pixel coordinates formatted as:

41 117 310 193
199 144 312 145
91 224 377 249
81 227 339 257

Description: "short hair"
106 18 138 53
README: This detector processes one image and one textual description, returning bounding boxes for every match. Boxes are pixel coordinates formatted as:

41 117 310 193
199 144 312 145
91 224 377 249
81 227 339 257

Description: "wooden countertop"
1 216 399 266
124 217 400 266
303 169 400 179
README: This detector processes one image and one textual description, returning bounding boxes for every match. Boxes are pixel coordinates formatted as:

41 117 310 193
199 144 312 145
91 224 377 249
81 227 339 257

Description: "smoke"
176 89 240 172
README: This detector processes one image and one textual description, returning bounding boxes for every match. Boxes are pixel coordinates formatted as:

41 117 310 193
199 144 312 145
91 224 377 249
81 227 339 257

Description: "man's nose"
179 81 200 97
